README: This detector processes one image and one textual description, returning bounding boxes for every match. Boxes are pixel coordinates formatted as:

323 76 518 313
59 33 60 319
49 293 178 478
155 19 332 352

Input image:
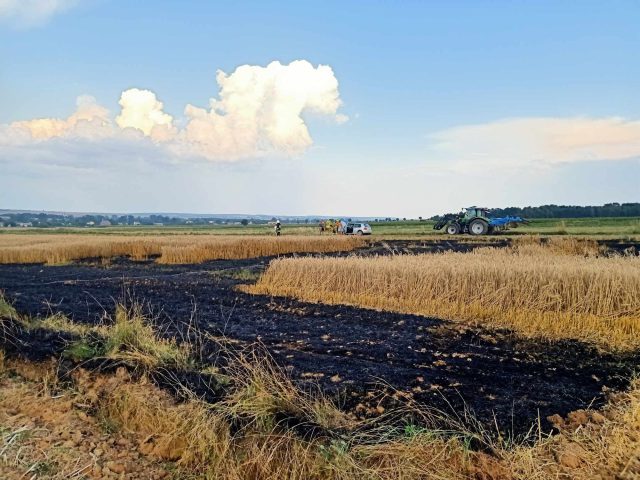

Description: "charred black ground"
0 239 638 439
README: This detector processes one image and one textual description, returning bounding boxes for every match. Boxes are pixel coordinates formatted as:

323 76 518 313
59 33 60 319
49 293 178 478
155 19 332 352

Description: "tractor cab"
463 207 490 220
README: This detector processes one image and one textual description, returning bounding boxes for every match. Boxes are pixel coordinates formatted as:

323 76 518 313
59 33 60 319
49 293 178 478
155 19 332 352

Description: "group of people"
272 219 349 236
318 219 347 234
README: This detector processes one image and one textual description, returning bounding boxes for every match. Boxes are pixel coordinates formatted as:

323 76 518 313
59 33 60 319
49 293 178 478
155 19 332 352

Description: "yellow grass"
3 355 638 479
0 234 366 264
244 244 640 350
87 371 471 479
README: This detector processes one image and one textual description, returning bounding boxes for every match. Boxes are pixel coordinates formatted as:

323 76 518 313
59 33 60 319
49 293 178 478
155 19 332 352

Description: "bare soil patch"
0 361 171 479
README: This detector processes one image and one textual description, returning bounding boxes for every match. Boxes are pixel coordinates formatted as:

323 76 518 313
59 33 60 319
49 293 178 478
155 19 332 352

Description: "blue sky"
1 0 638 216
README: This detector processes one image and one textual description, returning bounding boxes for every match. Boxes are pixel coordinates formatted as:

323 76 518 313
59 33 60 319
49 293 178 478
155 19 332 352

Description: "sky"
1 0 639 217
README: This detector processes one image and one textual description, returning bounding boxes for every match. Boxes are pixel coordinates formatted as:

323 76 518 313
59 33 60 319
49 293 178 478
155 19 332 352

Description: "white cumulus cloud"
116 88 175 141
0 60 347 164
180 60 346 159
0 0 80 27
427 117 640 171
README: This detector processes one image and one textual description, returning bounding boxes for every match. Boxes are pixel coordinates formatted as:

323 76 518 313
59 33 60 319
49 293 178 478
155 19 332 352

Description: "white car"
345 222 372 235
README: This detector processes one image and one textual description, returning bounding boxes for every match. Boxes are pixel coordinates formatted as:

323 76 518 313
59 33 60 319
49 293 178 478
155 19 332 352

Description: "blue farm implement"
433 207 529 235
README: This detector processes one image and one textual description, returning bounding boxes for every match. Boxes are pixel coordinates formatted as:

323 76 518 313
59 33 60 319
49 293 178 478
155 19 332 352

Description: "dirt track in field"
1 239 638 438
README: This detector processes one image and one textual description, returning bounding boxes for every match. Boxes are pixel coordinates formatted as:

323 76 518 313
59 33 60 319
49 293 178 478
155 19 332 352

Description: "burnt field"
0 239 638 439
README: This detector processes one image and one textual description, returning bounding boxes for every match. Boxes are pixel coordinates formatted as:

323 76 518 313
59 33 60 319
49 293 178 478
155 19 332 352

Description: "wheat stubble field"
1 234 639 479
0 233 366 264
246 237 640 350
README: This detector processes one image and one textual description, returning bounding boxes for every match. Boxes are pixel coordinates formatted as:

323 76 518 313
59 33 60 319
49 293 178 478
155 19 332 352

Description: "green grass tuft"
0 293 18 320
63 339 104 362
103 305 191 369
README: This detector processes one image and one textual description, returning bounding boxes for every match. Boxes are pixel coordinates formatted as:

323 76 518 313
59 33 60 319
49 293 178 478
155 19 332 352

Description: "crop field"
245 237 640 350
0 235 639 479
0 234 366 265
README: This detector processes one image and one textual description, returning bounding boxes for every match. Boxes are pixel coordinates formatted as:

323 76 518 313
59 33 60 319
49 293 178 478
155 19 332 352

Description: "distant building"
99 219 112 226
86 221 95 226
17 222 32 227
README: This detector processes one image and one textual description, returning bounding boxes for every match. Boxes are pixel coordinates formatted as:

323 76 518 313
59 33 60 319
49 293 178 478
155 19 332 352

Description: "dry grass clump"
244 246 640 349
0 234 366 264
84 360 473 479
90 365 354 479
221 349 352 432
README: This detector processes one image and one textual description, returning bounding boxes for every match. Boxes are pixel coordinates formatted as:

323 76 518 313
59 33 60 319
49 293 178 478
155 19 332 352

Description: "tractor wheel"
446 223 460 235
469 219 489 235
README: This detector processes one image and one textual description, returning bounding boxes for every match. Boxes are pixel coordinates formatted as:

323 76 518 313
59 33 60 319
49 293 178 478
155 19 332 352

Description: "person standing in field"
274 220 281 236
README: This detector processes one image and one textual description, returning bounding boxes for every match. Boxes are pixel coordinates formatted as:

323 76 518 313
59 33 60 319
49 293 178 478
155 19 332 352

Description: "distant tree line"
490 203 640 219
0 212 277 228
429 203 640 220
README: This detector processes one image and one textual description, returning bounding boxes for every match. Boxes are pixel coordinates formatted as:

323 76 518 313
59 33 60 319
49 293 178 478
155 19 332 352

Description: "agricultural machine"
433 207 528 235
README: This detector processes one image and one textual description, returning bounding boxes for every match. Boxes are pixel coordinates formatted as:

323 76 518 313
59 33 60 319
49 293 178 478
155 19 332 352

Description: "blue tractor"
433 207 528 235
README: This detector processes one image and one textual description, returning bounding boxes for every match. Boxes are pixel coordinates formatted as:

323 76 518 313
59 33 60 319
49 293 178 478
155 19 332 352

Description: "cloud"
1 60 346 165
427 117 640 171
11 95 112 140
116 88 175 141
0 0 80 27
180 60 346 159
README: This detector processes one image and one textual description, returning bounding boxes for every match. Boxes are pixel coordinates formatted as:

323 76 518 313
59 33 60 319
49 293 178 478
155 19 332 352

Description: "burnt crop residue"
0 240 637 438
